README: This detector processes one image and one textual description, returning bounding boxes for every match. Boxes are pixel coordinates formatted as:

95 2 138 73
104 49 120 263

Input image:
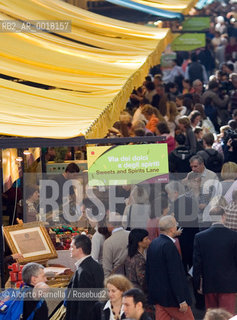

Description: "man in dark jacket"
65 235 104 320
151 84 167 116
197 132 223 173
146 215 194 320
169 133 192 179
185 52 208 84
198 40 215 78
229 73 237 112
193 206 237 314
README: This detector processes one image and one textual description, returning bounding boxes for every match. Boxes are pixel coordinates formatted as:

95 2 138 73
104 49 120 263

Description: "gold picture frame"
3 222 58 263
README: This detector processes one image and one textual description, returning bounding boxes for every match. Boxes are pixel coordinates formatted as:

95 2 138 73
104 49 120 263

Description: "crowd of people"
79 4 237 319
105 1 237 166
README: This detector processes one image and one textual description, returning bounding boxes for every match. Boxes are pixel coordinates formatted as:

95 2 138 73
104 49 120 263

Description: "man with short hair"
197 133 223 173
192 79 203 97
193 206 237 314
53 162 80 204
43 162 81 220
122 288 152 320
185 155 221 225
187 155 218 186
201 81 229 109
103 212 129 277
146 216 194 320
22 262 48 320
65 235 104 320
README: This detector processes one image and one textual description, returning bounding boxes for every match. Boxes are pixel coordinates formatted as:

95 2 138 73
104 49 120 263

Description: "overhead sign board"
171 33 206 51
87 144 169 186
182 17 210 31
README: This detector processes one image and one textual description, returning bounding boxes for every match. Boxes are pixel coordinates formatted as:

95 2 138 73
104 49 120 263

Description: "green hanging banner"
87 144 169 186
171 33 206 51
182 17 210 31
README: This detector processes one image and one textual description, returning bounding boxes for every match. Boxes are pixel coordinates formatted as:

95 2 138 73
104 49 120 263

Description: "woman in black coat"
178 116 197 155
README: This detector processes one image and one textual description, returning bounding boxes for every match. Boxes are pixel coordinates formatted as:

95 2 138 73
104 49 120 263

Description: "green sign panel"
171 33 206 51
87 144 169 186
182 17 210 31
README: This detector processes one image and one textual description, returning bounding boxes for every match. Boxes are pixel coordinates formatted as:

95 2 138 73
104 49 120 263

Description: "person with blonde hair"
221 161 237 180
204 308 233 320
212 125 230 156
92 274 133 320
131 120 153 137
112 111 133 137
221 162 237 195
178 115 190 128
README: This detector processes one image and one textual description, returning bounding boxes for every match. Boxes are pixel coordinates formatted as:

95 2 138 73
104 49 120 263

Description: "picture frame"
3 222 58 263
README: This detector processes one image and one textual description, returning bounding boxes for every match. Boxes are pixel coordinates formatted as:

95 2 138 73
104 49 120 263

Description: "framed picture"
3 222 58 263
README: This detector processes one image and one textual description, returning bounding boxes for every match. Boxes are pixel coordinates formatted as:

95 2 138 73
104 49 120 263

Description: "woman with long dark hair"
189 110 201 130
124 229 150 292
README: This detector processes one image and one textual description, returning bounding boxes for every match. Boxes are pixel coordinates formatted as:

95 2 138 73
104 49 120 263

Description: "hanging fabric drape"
0 0 175 138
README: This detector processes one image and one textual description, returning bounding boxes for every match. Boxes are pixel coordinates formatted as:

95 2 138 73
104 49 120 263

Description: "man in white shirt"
65 235 104 320
162 60 184 84
184 155 222 224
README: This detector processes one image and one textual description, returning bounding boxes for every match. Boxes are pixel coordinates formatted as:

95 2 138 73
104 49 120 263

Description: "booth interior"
0 135 167 316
